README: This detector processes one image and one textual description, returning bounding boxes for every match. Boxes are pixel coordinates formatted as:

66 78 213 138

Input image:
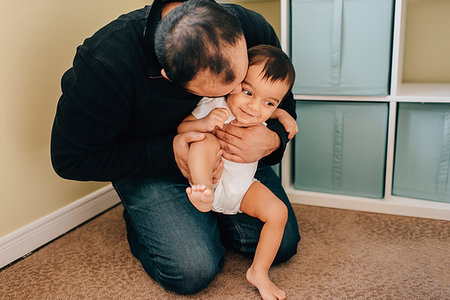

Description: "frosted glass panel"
291 0 394 96
393 103 450 203
294 101 388 198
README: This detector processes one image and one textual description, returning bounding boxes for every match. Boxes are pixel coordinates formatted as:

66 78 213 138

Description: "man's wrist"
268 130 281 155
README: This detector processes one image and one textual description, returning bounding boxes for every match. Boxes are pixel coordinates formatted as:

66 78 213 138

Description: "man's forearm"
266 127 281 156
262 120 289 165
51 127 178 181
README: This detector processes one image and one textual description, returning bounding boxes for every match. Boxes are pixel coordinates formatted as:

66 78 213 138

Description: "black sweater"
50 2 296 181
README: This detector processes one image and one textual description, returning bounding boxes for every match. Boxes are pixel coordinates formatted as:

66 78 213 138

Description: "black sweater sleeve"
51 45 178 181
230 6 297 165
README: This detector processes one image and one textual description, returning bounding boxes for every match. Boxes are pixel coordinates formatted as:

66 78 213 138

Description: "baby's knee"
203 132 220 151
267 201 288 227
190 132 220 153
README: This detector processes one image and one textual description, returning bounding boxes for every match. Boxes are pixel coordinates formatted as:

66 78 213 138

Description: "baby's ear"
161 69 170 80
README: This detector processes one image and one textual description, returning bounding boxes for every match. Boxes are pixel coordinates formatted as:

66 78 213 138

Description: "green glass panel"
294 101 388 198
393 103 450 203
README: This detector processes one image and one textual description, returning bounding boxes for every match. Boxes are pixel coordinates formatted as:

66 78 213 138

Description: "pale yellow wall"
0 0 148 237
402 0 450 83
0 0 279 240
224 0 281 38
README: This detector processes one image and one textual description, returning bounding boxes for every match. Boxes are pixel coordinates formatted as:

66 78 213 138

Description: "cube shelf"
294 101 388 198
393 103 450 203
280 0 450 220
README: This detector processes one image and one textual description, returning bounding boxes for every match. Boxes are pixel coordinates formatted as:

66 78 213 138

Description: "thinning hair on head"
154 0 244 87
248 44 296 91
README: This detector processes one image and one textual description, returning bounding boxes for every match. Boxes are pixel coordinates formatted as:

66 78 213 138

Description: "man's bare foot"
186 184 214 212
246 266 286 300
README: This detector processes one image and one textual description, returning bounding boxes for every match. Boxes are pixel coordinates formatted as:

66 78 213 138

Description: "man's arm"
51 47 178 181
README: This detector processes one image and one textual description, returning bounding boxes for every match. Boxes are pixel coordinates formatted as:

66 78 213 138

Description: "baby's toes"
275 290 286 300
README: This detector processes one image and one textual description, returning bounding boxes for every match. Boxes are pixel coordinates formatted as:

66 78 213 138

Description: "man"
51 0 300 294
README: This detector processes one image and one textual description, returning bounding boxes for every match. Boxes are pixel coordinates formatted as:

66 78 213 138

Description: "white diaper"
190 96 261 215
212 158 258 215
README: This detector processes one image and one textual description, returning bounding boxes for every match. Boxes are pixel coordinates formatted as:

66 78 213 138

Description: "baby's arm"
270 108 299 139
177 108 229 134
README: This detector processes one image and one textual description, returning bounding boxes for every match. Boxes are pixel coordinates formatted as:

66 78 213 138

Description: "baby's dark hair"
248 45 295 91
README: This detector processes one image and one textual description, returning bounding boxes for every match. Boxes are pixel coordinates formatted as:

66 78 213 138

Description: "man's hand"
173 131 224 183
214 122 280 163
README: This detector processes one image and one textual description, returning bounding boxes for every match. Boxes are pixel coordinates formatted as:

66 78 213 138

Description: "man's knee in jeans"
141 247 223 294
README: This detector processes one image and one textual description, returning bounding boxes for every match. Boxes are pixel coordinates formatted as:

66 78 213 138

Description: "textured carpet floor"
1 204 449 299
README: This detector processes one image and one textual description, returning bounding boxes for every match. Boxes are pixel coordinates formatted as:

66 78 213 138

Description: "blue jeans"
112 163 300 294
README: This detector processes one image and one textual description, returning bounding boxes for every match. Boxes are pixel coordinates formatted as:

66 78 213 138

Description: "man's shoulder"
221 3 267 25
80 6 150 53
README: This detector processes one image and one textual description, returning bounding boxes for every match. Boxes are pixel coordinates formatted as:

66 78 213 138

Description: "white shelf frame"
280 0 450 220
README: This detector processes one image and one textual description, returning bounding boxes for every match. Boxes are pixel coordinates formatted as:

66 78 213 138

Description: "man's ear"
161 69 170 81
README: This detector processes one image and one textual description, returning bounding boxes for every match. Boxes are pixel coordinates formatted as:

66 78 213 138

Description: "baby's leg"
240 181 288 300
186 133 220 212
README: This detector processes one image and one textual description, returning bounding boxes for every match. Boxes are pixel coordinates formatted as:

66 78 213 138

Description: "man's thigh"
112 175 224 294
216 163 300 264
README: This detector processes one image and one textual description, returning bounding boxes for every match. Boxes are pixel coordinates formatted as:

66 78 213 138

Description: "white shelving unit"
280 0 450 220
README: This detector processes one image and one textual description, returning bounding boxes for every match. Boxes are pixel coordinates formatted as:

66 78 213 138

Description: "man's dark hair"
154 0 244 87
248 44 296 91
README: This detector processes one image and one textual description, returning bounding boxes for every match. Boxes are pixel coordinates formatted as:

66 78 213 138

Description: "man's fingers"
215 126 241 146
212 160 224 184
212 149 224 183
173 131 206 181
179 165 191 180
216 149 224 159
288 130 294 139
184 131 205 143
217 139 241 155
221 151 245 163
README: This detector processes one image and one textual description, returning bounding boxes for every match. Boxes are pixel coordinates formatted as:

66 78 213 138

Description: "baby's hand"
273 109 299 139
202 108 229 132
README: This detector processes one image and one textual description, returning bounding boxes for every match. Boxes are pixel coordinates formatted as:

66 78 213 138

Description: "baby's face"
226 62 289 125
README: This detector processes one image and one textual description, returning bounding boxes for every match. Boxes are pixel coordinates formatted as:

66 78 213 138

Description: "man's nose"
229 84 242 95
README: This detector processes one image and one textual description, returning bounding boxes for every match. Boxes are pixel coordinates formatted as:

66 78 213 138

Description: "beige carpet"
1 204 449 299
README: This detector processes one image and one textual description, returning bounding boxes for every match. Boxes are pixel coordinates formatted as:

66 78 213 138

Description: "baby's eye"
242 89 252 96
265 101 275 107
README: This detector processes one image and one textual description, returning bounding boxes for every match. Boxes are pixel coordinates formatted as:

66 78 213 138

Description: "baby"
177 44 297 300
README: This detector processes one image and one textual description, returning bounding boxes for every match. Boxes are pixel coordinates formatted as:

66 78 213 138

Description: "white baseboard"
0 185 120 269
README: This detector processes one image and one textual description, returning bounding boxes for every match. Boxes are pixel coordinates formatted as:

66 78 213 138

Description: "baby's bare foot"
246 266 286 300
186 184 214 212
